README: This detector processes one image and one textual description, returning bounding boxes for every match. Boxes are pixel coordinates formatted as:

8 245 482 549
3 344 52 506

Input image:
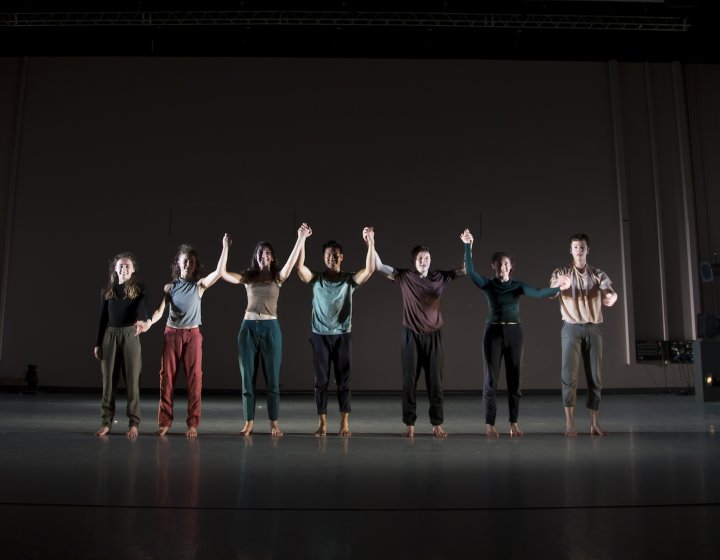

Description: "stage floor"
1 392 719 559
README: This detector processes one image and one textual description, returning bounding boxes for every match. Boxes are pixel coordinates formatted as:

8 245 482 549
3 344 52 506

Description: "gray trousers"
561 322 602 410
100 325 142 427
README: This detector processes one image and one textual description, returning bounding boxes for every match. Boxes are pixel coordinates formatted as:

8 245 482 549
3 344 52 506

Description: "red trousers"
158 326 203 428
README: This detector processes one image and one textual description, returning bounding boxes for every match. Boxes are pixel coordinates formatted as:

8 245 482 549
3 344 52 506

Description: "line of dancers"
94 225 617 439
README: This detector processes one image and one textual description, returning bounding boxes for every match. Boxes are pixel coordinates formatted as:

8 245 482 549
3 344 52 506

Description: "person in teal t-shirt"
297 227 376 436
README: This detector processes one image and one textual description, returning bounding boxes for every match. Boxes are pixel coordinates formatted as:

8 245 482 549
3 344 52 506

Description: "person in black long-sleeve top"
461 229 570 437
94 253 152 437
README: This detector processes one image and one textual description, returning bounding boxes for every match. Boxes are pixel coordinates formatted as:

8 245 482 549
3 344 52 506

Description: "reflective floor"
1 392 719 559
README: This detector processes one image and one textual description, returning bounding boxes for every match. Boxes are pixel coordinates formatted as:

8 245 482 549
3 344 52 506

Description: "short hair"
569 233 590 246
411 245 431 262
322 240 343 254
490 251 514 267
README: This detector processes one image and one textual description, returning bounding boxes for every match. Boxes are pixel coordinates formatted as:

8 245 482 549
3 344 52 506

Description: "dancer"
375 243 464 438
142 237 227 438
461 229 570 437
296 227 376 437
222 223 312 437
94 253 151 437
550 233 617 437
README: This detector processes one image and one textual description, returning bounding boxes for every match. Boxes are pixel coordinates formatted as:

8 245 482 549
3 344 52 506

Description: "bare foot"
270 421 284 438
432 425 448 438
314 415 327 437
402 425 415 438
157 426 170 436
564 406 577 437
239 421 254 436
95 426 110 436
186 427 198 438
591 424 609 436
510 423 524 437
589 410 608 436
339 412 351 437
126 426 138 438
486 424 499 438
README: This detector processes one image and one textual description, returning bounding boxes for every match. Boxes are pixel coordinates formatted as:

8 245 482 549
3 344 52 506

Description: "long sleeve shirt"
464 244 559 324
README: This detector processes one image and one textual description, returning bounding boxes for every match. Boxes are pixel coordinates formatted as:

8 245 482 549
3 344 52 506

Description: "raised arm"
199 233 230 294
296 229 315 284
353 227 376 285
374 249 397 280
221 234 247 285
461 229 488 288
278 223 312 283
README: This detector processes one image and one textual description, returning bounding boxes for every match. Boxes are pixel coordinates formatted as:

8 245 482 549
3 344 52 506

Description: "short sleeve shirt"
395 269 456 334
311 271 358 334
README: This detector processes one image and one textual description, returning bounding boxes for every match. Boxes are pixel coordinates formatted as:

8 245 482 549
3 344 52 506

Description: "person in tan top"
550 233 617 437
222 224 312 437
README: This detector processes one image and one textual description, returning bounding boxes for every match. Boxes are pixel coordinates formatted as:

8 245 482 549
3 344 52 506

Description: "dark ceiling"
0 1 715 61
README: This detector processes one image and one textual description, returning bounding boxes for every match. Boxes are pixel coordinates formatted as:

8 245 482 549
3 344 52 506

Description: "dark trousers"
400 327 444 426
158 326 203 429
310 332 352 415
238 319 282 421
561 322 603 410
483 323 524 425
100 326 142 428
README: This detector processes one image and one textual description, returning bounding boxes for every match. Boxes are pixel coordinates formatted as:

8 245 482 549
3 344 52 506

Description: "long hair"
103 252 140 300
171 243 203 281
242 241 279 282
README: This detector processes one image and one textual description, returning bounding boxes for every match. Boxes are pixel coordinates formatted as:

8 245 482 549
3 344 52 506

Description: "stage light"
707 376 714 385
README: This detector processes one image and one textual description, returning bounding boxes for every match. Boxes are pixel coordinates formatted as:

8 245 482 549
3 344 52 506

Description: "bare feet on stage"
95 426 110 436
314 414 327 437
186 427 198 438
590 410 608 436
510 423 524 437
270 420 284 438
564 406 578 437
402 425 415 438
239 421 254 436
126 426 138 438
339 412 351 437
486 424 499 438
432 425 448 438
157 426 170 436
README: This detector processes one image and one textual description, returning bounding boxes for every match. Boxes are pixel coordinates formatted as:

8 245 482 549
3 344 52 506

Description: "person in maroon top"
376 244 465 438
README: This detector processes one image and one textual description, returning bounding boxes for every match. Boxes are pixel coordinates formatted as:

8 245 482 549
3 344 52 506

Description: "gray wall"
0 57 716 391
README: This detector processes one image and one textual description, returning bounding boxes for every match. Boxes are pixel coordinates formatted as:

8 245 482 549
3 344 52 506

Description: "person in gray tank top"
140 236 229 438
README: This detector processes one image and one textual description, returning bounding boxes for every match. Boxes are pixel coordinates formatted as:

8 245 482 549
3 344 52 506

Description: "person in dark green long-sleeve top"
460 229 571 437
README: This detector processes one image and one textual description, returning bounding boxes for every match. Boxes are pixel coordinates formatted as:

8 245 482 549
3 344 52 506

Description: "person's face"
257 246 274 269
414 251 431 275
178 253 196 279
492 257 512 280
323 247 344 272
115 258 135 283
570 240 589 262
